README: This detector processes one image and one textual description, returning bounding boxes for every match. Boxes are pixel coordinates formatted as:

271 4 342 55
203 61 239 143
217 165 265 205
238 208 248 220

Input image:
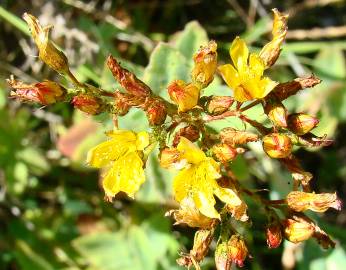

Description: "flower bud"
173 125 200 147
283 215 315 243
264 99 288 128
220 128 259 147
212 143 238 163
259 9 288 68
288 113 319 135
262 133 292 158
227 235 248 267
23 13 69 74
191 40 218 88
266 222 282 249
203 95 234 115
190 229 214 262
159 148 183 169
8 77 65 105
168 80 200 112
145 99 167 125
287 191 342 213
72 94 101 115
107 55 151 97
215 242 231 270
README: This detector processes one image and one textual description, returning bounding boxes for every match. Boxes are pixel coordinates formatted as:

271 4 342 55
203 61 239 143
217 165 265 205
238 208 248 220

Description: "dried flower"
145 99 167 125
23 13 70 74
203 95 234 115
219 37 278 102
173 125 200 147
287 191 342 212
283 215 315 243
262 133 292 158
191 40 218 88
212 143 238 163
215 242 231 270
107 55 151 97
266 222 282 249
168 80 200 112
72 94 101 115
288 113 319 135
159 148 184 170
259 9 288 68
8 77 65 105
220 127 259 147
190 229 214 262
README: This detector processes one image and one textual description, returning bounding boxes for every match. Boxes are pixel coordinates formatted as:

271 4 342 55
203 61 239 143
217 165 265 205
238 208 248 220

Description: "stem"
65 69 82 87
240 100 261 112
203 110 239 122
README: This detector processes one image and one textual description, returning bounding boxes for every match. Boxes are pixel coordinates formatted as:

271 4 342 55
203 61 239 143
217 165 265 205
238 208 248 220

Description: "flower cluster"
8 9 341 269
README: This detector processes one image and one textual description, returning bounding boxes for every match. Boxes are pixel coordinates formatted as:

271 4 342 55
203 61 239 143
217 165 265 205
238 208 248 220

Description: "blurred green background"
0 0 346 269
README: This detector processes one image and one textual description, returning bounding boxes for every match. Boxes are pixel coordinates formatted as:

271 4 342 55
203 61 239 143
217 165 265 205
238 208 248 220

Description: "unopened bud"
23 13 69 74
288 113 319 135
8 77 65 105
220 128 259 147
168 80 200 112
145 99 167 125
228 235 248 267
107 55 151 97
114 91 131 116
287 191 342 213
283 215 315 243
259 9 288 68
190 229 214 262
191 40 218 88
173 125 200 147
266 222 282 249
72 94 101 115
212 143 238 163
203 95 234 115
264 99 287 128
262 133 292 158
215 242 231 270
159 148 183 169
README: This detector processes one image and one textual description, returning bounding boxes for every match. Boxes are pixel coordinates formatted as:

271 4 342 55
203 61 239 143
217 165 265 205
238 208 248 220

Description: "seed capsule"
288 113 319 135
204 95 234 115
72 94 101 115
262 133 292 158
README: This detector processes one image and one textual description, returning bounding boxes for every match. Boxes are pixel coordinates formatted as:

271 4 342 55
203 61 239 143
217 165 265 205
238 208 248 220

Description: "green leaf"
312 47 346 79
143 43 190 100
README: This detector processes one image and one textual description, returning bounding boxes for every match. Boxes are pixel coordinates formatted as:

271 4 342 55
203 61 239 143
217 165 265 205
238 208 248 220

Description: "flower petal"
177 137 206 165
102 151 145 198
230 37 249 72
218 64 240 90
249 53 265 78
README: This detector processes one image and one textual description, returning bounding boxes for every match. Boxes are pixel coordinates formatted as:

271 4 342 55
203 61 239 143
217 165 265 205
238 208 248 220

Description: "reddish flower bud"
220 128 259 147
283 215 315 243
212 143 238 163
191 40 218 88
262 133 292 158
264 99 288 128
107 55 151 97
288 113 319 135
8 77 65 105
173 125 200 146
287 191 342 213
72 94 101 115
266 222 282 249
145 99 167 125
227 235 248 267
168 80 200 112
204 95 234 115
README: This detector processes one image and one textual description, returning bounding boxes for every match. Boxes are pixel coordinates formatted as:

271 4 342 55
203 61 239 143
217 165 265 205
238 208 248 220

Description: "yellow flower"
87 130 149 198
219 37 278 102
173 137 242 219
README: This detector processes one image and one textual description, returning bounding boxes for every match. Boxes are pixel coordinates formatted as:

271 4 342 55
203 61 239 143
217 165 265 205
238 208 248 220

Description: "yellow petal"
230 37 249 72
249 53 265 78
106 130 137 141
87 139 135 168
102 151 145 198
177 137 206 165
173 166 194 202
258 77 278 98
193 190 219 219
213 186 242 207
136 131 149 150
218 64 240 90
233 84 255 102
